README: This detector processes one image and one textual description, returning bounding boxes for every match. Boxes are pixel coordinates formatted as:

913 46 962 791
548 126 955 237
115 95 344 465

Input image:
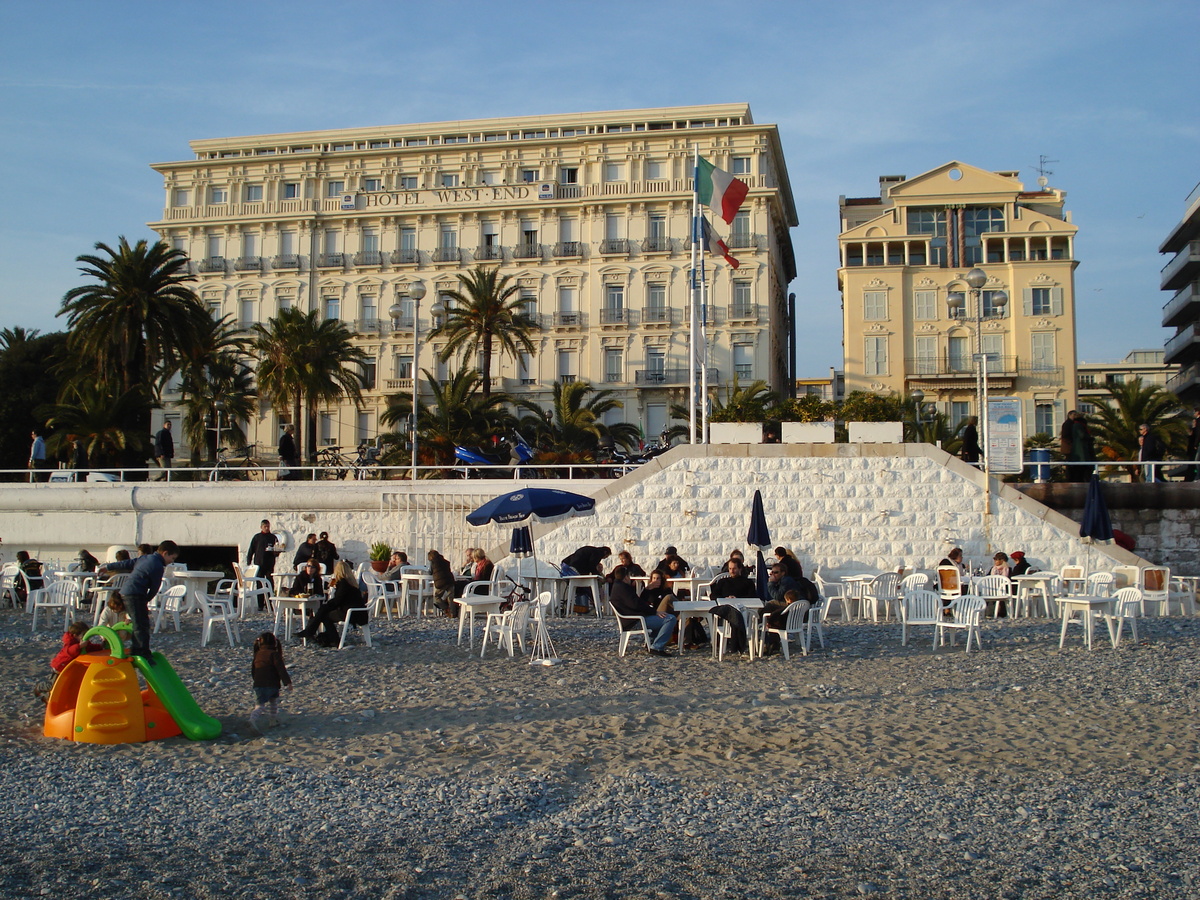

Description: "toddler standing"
250 631 291 731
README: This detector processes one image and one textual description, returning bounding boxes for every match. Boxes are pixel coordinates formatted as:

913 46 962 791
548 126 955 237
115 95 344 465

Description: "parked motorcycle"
453 434 534 477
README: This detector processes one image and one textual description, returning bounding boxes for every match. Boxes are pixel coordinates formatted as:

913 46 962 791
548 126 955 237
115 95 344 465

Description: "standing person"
278 423 300 481
293 533 318 568
28 430 48 482
427 549 455 615
313 531 339 571
246 520 280 585
1186 407 1200 482
97 540 180 662
249 632 291 731
71 439 89 475
960 416 982 465
1068 410 1095 482
1138 423 1165 483
609 565 677 657
153 420 174 480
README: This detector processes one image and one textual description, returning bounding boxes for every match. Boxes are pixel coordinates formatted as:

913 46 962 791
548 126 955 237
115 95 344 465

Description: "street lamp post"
389 282 442 481
947 267 1007 473
909 388 936 444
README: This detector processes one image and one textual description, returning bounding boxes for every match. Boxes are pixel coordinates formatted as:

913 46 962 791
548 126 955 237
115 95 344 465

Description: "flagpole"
689 145 700 445
700 254 709 443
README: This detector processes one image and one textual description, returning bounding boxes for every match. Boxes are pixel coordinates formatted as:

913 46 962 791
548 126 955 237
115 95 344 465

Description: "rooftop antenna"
1034 154 1058 189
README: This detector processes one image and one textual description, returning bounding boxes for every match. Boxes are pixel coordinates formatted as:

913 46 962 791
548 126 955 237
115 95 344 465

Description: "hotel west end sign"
349 185 537 210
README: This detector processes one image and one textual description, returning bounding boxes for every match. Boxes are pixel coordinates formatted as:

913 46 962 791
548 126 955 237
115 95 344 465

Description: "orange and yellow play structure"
44 624 221 743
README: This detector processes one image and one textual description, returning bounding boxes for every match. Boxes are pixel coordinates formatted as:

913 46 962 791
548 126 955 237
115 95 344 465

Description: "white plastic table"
1058 595 1118 650
1012 573 1058 617
169 570 225 614
454 594 506 650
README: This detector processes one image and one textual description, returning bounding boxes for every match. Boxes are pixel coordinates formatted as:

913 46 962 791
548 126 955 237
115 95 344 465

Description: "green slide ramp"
132 652 222 741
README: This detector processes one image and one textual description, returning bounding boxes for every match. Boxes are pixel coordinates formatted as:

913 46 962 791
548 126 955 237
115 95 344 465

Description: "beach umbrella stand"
748 489 772 604
468 489 597 666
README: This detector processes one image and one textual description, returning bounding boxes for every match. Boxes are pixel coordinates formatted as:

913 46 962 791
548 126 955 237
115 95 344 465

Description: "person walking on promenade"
153 420 174 480
28 430 48 482
278 423 300 481
97 540 180 662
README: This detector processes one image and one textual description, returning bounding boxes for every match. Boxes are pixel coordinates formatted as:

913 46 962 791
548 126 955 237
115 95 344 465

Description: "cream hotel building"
148 104 798 452
838 161 1079 438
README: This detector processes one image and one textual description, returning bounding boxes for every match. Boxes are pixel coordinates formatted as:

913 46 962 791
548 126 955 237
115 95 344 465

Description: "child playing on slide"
250 632 291 732
34 620 90 703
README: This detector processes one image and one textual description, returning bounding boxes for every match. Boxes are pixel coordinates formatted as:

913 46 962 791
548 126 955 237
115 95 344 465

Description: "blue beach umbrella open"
747 489 773 603
468 488 597 665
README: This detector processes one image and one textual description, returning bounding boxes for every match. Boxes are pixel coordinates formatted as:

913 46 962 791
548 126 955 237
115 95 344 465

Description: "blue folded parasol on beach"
1080 473 1114 543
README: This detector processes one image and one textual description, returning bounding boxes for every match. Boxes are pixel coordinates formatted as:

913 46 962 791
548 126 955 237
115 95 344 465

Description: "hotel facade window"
149 104 796 452
839 161 1078 435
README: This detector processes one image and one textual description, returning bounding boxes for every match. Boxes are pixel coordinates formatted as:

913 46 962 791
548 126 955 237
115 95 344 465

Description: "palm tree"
430 266 539 396
1090 378 1187 479
174 315 255 465
37 383 146 468
382 368 516 470
253 308 367 462
708 378 779 423
518 380 639 455
58 238 208 456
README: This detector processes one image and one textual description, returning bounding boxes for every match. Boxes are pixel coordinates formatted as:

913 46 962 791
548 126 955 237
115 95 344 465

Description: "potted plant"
369 541 391 574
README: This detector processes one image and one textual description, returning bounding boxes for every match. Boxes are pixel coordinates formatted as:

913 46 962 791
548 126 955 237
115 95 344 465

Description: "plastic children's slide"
131 653 221 741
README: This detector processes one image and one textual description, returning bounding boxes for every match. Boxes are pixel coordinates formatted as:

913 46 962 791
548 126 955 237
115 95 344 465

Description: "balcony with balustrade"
233 256 261 272
641 306 674 326
512 243 543 261
316 253 344 268
635 367 718 386
353 251 383 267
391 249 420 265
431 247 461 264
599 307 628 326
599 239 629 255
553 241 583 258
271 254 300 270
197 257 227 273
474 245 503 262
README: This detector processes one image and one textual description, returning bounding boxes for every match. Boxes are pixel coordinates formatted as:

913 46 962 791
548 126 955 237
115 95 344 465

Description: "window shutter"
1023 288 1033 316
1024 401 1037 440
1051 288 1064 316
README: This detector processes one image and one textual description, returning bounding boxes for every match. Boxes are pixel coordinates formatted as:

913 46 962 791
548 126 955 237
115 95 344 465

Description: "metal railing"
431 247 461 263
599 239 629 254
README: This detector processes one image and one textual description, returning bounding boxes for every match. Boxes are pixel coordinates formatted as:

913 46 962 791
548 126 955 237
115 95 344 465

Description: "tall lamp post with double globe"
947 267 1007 476
390 282 442 480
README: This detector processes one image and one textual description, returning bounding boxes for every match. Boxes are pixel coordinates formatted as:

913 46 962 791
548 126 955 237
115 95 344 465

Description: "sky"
1 0 1197 374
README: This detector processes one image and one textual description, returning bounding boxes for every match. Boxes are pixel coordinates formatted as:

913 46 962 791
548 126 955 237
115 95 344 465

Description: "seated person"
380 550 409 583
760 589 811 655
765 563 799 605
709 559 758 599
654 546 690 575
1009 551 1032 578
35 621 90 702
607 550 645 587
938 547 966 574
472 548 494 584
289 560 326 597
639 569 677 613
774 547 804 580
296 560 365 647
77 549 100 573
15 550 43 606
609 565 676 657
990 552 1011 578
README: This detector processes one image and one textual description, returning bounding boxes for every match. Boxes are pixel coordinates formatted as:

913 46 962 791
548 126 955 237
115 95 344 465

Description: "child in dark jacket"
250 632 292 731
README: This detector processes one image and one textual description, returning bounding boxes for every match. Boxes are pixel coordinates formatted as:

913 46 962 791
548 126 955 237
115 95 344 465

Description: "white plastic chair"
153 584 187 634
1106 587 1143 647
1111 565 1140 590
935 566 962 609
609 602 652 657
234 562 273 618
899 589 941 647
936 595 986 652
861 573 900 622
899 573 929 597
480 600 532 658
1086 572 1115 598
1059 565 1086 597
336 605 372 649
0 562 19 608
1167 577 1197 617
973 574 1012 619
814 571 851 623
29 581 81 633
200 593 240 647
757 600 813 660
1140 566 1170 616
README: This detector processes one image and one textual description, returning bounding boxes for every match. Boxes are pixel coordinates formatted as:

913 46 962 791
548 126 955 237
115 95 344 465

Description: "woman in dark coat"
296 560 364 646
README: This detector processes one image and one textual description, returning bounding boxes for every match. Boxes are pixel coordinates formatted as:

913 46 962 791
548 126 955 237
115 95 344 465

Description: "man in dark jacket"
153 421 174 480
428 549 455 615
609 565 676 657
293 533 318 568
561 545 611 577
709 559 758 599
246 520 280 580
98 540 179 661
278 423 300 480
313 532 339 570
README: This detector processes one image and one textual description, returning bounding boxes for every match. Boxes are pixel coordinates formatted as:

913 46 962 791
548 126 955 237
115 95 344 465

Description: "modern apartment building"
147 104 797 455
838 161 1079 440
1160 181 1200 406
1077 349 1178 416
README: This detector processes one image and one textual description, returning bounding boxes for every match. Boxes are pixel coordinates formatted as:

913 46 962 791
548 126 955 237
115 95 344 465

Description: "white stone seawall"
0 444 1148 574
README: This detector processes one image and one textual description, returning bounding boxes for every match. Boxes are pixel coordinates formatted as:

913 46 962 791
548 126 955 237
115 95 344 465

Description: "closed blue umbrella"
509 525 534 558
748 489 773 602
1080 473 1114 542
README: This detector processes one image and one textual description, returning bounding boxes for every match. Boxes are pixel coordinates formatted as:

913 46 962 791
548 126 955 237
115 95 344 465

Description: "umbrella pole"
528 543 560 665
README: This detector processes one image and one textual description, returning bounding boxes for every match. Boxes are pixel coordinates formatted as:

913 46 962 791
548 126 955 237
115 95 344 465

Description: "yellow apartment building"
147 104 797 455
838 161 1079 440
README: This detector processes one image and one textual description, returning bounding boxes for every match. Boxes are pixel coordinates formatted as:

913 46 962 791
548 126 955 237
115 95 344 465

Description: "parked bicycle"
315 446 352 480
209 444 264 481
349 442 382 480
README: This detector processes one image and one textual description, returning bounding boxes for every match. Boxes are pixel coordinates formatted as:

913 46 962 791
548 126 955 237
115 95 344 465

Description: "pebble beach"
3 609 1199 899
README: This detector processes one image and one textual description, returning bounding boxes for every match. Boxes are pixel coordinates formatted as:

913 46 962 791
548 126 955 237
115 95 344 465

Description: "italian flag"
696 155 749 224
700 216 740 269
